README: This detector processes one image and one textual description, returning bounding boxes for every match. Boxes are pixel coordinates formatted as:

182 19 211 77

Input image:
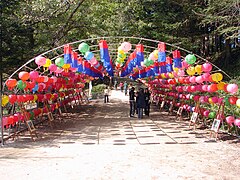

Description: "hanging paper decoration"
166 57 173 72
64 44 72 64
71 51 79 68
99 40 114 77
172 50 182 68
6 78 18 90
120 51 136 77
135 44 144 67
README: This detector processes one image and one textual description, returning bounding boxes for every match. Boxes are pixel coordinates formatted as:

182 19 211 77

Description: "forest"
1 0 239 79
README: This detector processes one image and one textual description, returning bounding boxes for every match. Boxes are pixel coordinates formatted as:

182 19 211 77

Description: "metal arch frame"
0 36 233 145
4 36 231 88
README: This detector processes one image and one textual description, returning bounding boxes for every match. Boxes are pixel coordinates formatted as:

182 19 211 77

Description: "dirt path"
0 90 239 179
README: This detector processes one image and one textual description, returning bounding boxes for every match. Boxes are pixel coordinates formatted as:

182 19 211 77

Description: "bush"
91 84 106 99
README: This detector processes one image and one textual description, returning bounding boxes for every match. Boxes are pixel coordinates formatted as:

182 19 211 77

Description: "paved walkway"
0 90 239 179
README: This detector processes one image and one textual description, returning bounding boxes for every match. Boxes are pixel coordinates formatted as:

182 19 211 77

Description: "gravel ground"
0 90 239 180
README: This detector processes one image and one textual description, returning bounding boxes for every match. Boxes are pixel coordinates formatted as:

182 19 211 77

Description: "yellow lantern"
168 73 174 78
211 73 223 82
2 95 9 107
195 65 202 75
153 50 158 58
33 94 38 102
173 67 179 72
186 66 195 76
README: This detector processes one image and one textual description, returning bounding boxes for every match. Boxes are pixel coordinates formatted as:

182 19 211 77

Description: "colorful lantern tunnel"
1 37 238 142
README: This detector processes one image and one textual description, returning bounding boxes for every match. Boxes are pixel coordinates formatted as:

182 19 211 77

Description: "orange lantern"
18 71 30 81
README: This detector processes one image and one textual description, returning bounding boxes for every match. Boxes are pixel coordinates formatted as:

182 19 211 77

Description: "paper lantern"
35 56 46 67
189 76 196 83
236 99 240 107
226 84 238 94
6 78 17 90
18 71 30 81
234 118 240 126
43 58 51 68
203 110 210 117
226 116 235 125
29 71 39 81
17 80 27 90
201 73 210 82
186 66 195 76
195 76 203 84
217 82 225 90
202 62 212 72
49 64 57 73
228 96 238 105
211 73 223 83
195 65 202 74
185 54 196 64
78 42 90 54
208 112 216 119
2 95 9 107
55 57 64 67
121 42 132 52
8 95 17 104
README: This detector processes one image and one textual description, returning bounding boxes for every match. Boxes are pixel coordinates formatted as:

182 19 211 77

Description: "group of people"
129 87 151 119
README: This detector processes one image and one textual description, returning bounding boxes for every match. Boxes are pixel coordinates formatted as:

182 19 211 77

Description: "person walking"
144 88 151 116
104 86 109 103
119 81 123 92
136 88 146 119
129 86 135 117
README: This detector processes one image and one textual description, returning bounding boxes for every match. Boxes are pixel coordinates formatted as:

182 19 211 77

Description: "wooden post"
44 101 54 128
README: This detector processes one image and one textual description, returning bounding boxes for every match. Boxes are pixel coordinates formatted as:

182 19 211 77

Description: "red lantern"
9 95 17 104
7 116 15 125
228 96 238 105
6 79 17 90
17 95 25 103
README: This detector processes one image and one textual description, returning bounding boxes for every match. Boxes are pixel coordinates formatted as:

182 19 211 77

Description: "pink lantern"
35 56 46 67
186 94 191 99
177 69 185 76
29 71 39 81
55 67 63 75
202 85 208 92
226 116 235 126
201 73 210 82
202 62 212 72
204 96 209 103
49 64 57 73
189 76 196 83
226 84 238 94
195 76 203 84
203 110 210 117
193 95 200 101
190 86 196 92
121 42 132 52
211 96 219 104
181 60 189 69
234 118 240 126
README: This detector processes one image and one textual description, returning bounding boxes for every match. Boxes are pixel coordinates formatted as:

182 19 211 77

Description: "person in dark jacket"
144 88 151 116
129 87 135 117
136 88 146 119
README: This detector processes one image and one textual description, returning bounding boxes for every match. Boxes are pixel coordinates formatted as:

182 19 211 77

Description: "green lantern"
185 54 196 65
208 112 216 119
55 57 64 67
17 80 26 90
78 42 90 54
